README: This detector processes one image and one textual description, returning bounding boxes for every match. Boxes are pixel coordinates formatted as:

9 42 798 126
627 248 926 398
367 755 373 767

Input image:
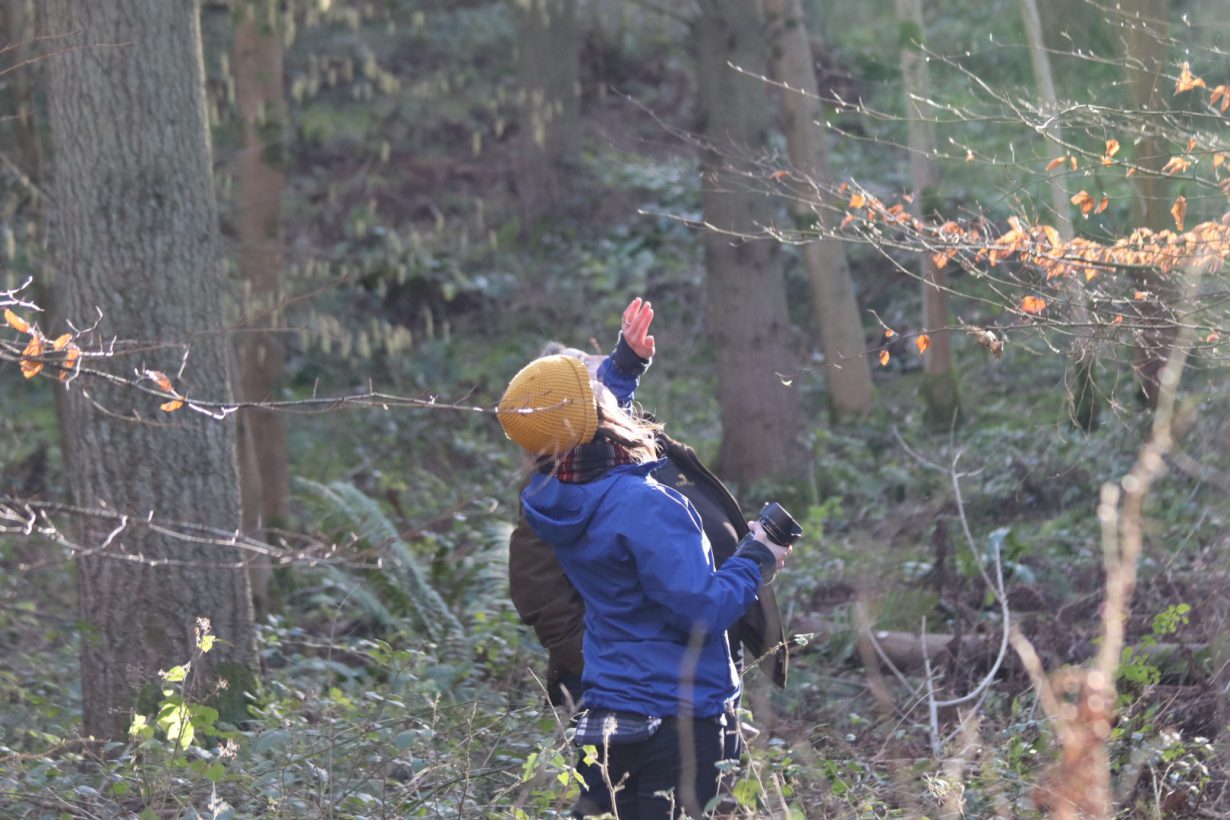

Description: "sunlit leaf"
60 344 81 380
884 328 897 338
1134 291 1148 301
848 192 866 209
149 370 173 392
1186 136 1198 153
1161 156 1191 176
1105 139 1120 158
160 399 185 413
1215 153 1227 170
1045 156 1067 171
1175 62 1206 94
20 335 43 379
915 334 931 354
1171 195 1187 231
1020 296 1046 314
879 350 890 366
4 308 31 334
1206 332 1221 343
51 333 72 351
769 170 789 180
839 213 856 230
1070 190 1095 217
1094 196 1109 215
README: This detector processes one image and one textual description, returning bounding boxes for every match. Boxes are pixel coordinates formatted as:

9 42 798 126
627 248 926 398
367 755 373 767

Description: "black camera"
759 502 803 548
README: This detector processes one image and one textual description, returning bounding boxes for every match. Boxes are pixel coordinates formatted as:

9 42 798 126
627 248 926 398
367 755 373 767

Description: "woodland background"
1 0 1228 817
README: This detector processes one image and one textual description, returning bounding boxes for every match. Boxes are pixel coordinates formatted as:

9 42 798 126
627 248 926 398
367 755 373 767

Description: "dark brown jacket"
508 432 788 701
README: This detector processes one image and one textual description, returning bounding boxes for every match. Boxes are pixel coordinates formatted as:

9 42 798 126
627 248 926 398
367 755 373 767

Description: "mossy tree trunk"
896 0 959 427
694 0 804 483
42 0 257 739
764 0 874 421
1122 0 1173 407
1019 0 1101 431
233 0 290 617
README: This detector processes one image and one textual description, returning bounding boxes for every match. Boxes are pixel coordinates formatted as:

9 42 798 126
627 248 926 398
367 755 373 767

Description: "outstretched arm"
597 297 655 406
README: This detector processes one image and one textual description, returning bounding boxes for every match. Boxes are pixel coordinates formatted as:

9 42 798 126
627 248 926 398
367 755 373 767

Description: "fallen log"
789 616 1207 680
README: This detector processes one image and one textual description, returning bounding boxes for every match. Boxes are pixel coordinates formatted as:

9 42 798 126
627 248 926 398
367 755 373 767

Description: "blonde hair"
595 387 662 463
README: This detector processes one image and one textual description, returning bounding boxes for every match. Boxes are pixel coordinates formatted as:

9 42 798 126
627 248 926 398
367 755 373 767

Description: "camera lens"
759 502 803 547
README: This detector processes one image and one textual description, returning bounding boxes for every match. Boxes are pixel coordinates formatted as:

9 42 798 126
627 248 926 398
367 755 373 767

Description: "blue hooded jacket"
521 462 764 718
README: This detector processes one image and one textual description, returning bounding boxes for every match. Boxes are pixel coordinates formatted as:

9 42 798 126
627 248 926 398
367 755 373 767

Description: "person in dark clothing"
499 300 790 818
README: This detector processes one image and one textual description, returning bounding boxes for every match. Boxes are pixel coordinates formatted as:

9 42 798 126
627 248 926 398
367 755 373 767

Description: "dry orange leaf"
879 350 890 366
1207 332 1221 343
1212 85 1229 111
839 213 857 230
160 399 185 413
915 334 931 354
1094 195 1109 215
61 344 81 380
837 182 850 194
4 308 31 334
1112 314 1124 325
1161 156 1191 175
1187 136 1198 153
1105 139 1120 158
1134 291 1148 301
20 335 44 379
884 328 897 338
1215 153 1227 170
149 370 174 393
965 148 975 162
848 192 866 209
770 170 789 180
1126 166 1137 177
1172 195 1187 231
932 250 954 270
1071 190 1095 217
51 333 73 351
1175 62 1206 94
1046 156 1067 171
1020 295 1047 314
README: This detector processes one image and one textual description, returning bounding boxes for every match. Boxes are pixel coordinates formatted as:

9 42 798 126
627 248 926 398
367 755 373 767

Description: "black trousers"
583 717 726 819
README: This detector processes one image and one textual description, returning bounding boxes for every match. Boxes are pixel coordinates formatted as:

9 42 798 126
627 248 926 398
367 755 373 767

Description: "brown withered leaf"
1172 195 1187 231
4 308 31 334
1020 295 1047 314
20 335 44 379
1175 62 1206 94
915 334 931 354
1045 156 1067 171
879 350 890 366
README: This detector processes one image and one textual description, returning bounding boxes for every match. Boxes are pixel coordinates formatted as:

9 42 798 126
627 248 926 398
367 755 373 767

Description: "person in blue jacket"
497 312 791 819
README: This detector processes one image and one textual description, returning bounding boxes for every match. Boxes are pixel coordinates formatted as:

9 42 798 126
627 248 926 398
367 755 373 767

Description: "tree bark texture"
693 0 804 483
42 0 256 739
233 0 290 616
764 0 873 420
515 0 579 226
895 0 959 426
1122 0 1173 406
1019 0 1101 430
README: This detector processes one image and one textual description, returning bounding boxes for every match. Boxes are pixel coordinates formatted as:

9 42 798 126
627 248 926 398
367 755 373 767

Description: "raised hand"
620 297 655 360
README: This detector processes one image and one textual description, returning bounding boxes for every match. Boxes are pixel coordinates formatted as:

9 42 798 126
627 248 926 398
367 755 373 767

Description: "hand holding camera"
736 502 803 582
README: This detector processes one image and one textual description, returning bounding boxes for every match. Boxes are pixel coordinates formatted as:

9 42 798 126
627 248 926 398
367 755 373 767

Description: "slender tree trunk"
1019 0 1101 430
895 0 959 426
764 0 873 420
43 0 256 739
515 0 579 227
233 0 290 617
1122 0 1172 406
694 0 803 483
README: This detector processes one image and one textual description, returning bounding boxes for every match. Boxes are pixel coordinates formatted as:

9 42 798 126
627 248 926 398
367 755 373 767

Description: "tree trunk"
233 0 290 617
764 0 873 420
42 0 256 739
515 0 579 227
693 0 804 483
1122 0 1172 406
895 0 959 426
1019 0 1101 431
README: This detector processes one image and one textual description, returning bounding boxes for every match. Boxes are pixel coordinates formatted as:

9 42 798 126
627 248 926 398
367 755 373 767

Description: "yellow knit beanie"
498 355 599 456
